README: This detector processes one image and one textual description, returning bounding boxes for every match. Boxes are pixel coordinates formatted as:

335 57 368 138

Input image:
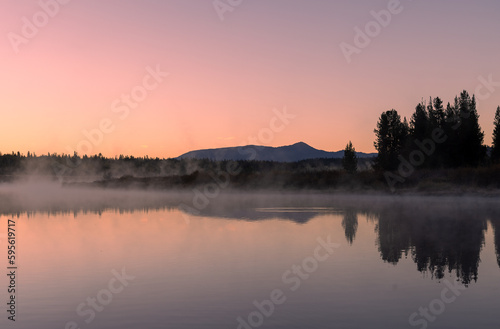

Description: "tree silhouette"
410 102 429 142
374 109 408 171
428 97 446 130
492 106 500 162
456 91 485 167
427 97 446 167
373 91 486 169
342 141 358 174
442 99 461 167
408 102 431 167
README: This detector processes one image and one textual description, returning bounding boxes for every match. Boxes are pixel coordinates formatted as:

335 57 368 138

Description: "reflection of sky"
255 207 341 213
4 206 499 329
0 215 9 246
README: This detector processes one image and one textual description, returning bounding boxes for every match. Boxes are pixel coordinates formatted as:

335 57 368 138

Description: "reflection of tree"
411 218 486 286
490 219 500 268
375 206 488 285
375 211 411 264
342 209 358 245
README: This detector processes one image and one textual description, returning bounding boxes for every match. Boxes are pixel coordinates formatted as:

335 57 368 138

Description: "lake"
1 185 499 329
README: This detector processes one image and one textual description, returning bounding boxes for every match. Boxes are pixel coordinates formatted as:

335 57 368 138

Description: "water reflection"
376 211 487 285
176 195 500 286
491 218 500 268
1 186 499 287
341 209 358 245
356 201 498 286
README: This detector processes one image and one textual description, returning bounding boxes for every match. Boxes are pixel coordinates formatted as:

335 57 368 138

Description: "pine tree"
410 102 430 142
492 106 500 162
342 141 358 174
442 92 485 167
429 97 445 130
374 109 408 171
443 101 460 167
458 92 485 166
427 97 446 168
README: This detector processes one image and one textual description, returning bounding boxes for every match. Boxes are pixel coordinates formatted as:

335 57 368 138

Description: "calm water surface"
1 190 499 329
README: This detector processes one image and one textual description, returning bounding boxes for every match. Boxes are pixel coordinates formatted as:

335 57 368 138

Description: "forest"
373 90 500 191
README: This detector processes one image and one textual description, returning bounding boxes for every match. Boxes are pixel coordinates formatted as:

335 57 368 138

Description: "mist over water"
1 182 499 328
0 180 182 216
2 179 498 214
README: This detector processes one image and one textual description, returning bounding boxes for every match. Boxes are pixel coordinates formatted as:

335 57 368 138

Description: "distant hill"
177 142 376 162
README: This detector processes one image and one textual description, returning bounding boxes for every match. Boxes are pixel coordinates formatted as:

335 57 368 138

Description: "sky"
1 0 500 158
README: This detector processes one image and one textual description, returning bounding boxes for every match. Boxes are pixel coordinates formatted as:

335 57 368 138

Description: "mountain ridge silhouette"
177 142 376 162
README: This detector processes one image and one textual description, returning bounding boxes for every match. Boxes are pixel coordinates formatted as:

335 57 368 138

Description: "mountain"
177 142 376 162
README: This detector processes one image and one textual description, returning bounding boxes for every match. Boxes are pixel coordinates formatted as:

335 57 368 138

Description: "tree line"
372 90 500 172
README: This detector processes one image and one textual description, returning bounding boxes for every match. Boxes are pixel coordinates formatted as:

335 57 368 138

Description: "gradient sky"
1 0 500 158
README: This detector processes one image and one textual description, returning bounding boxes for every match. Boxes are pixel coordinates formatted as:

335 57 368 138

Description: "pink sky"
1 0 500 158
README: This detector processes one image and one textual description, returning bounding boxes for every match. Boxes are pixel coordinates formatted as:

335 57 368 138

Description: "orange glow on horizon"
1 1 499 158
